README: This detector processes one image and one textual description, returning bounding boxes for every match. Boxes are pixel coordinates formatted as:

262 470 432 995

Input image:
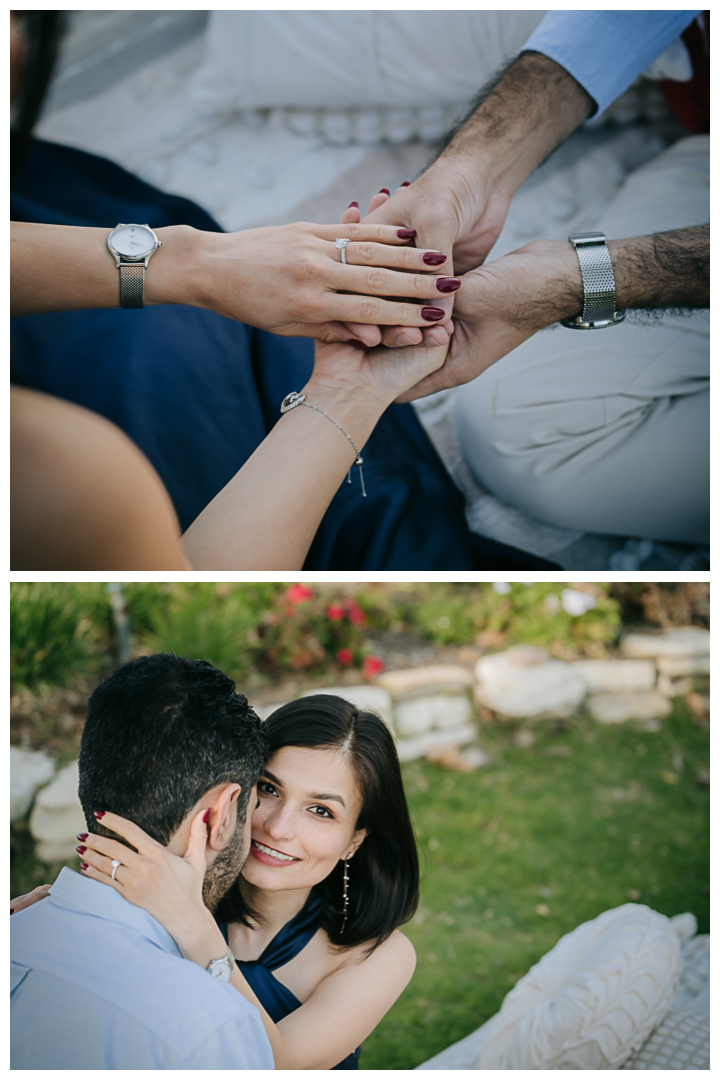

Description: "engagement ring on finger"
111 859 121 881
335 238 350 264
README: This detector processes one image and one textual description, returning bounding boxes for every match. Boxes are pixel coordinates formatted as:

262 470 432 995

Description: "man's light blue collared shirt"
522 10 701 116
11 867 274 1069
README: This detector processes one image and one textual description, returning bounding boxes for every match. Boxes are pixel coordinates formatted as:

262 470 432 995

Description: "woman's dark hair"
215 695 419 954
11 11 67 180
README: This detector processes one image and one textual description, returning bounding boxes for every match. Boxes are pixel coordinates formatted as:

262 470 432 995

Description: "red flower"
363 655 385 680
285 584 315 604
337 648 353 666
326 603 345 621
346 601 366 626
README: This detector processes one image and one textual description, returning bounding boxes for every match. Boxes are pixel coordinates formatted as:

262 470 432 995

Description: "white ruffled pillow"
188 11 545 145
475 904 681 1070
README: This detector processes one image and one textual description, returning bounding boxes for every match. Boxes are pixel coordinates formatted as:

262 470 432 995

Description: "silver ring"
111 859 121 881
335 238 350 264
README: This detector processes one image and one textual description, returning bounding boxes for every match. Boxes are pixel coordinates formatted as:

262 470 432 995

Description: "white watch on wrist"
206 947 235 982
107 223 162 309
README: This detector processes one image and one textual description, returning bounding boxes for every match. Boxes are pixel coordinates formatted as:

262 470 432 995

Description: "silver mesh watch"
107 223 162 309
560 231 625 329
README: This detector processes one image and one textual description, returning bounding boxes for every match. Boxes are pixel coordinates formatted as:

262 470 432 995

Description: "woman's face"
242 745 367 892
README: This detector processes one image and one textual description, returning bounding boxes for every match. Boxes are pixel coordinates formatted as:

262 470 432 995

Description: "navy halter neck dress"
219 893 360 1069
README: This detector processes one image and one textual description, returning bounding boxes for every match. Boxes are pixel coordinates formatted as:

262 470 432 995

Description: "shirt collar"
49 866 182 956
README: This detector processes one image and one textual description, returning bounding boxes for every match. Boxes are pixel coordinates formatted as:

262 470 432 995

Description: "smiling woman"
66 695 419 1069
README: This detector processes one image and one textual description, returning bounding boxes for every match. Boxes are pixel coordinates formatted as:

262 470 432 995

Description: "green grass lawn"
360 699 709 1069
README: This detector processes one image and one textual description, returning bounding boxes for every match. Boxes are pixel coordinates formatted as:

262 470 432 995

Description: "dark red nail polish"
80 862 89 871
346 339 366 349
436 277 461 292
93 811 105 819
203 809 210 824
348 201 359 208
400 181 411 187
421 307 446 321
423 252 447 266
397 228 416 239
10 908 15 914
76 845 87 855
379 188 390 195
77 833 88 842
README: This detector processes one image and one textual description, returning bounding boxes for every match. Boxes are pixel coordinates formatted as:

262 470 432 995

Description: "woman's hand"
10 883 51 915
184 221 456 346
309 335 450 410
78 810 220 953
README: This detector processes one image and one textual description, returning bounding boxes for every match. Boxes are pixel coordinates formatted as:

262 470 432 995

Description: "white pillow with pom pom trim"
476 904 681 1070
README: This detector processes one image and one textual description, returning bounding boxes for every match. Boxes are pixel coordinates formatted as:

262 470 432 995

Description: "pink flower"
363 655 385 680
326 603 345 621
286 584 314 604
337 648 353 666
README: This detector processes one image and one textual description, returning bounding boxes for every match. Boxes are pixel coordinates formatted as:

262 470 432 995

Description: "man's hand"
395 238 582 400
355 52 593 347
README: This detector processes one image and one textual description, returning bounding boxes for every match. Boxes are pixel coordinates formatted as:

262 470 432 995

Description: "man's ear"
207 783 242 851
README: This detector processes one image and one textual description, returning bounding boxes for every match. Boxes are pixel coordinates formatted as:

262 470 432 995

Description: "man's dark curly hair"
78 653 267 846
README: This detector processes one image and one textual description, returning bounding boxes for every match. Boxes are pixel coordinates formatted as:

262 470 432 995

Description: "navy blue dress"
10 137 558 570
219 893 360 1069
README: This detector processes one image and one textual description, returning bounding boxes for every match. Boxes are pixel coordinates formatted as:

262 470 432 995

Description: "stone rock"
395 693 473 736
474 650 587 718
571 659 656 694
395 724 477 763
10 747 55 821
29 760 87 862
587 691 672 725
656 654 711 677
425 742 490 772
658 674 693 698
504 645 548 666
622 627 710 659
301 685 394 731
376 664 473 700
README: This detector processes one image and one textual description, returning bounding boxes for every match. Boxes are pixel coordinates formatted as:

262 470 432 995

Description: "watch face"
110 224 155 258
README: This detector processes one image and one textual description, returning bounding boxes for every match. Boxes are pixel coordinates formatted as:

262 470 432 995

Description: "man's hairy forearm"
610 225 710 313
428 51 594 193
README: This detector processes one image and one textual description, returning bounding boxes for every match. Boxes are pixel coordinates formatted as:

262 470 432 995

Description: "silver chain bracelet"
280 392 367 498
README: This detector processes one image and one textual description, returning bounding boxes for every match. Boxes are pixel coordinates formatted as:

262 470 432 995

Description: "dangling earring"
340 857 350 934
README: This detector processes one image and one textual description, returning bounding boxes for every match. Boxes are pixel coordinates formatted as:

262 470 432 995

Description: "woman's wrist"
169 908 228 965
145 225 205 309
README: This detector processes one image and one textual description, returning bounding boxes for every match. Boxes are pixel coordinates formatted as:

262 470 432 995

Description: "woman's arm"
10 220 456 344
77 812 416 1069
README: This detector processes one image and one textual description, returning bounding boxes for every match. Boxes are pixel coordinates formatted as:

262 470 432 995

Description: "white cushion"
475 904 681 1070
190 11 545 120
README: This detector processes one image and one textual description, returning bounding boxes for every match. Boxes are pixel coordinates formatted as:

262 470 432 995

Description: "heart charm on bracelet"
280 391 306 413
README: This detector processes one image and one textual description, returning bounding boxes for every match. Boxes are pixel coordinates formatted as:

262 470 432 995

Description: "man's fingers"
90 810 159 854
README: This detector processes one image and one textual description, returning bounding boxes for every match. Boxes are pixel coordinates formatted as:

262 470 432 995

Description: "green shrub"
10 584 98 690
139 584 262 682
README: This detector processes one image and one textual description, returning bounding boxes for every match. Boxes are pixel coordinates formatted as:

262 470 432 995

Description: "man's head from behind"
78 653 267 910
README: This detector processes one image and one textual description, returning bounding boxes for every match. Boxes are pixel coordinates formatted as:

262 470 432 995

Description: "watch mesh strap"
574 239 617 323
119 264 145 308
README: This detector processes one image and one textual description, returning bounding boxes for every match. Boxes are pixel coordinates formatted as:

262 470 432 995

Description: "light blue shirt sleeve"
521 10 701 116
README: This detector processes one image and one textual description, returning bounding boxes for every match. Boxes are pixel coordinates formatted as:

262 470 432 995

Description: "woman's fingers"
10 884 52 914
77 830 140 866
339 202 361 226
322 294 452 328
366 190 391 215
184 808 211 867
331 239 447 272
90 810 161 855
312 222 425 247
330 264 460 301
80 844 123 886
